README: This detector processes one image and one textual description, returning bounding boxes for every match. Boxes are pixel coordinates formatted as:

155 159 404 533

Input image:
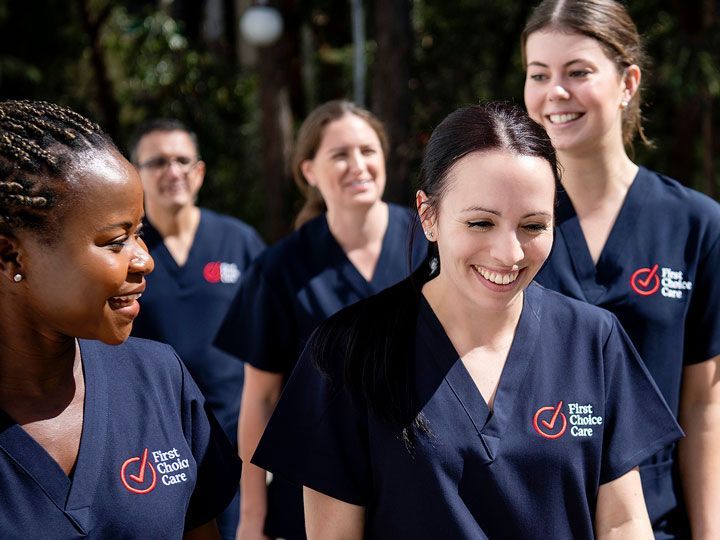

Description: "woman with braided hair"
0 100 239 539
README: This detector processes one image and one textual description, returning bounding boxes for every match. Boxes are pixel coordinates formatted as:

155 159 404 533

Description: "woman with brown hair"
215 100 426 539
522 1 720 537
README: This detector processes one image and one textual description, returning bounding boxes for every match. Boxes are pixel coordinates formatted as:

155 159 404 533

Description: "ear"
300 159 317 187
416 190 435 232
193 159 206 188
622 64 641 103
0 233 22 283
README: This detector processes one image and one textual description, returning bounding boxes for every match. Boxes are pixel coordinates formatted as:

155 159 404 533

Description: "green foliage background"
1 0 717 240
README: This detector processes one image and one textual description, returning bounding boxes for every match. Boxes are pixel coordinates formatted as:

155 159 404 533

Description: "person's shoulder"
200 207 264 238
387 202 418 224
641 167 720 219
251 214 327 274
82 337 182 374
530 282 617 334
303 276 418 389
310 276 418 359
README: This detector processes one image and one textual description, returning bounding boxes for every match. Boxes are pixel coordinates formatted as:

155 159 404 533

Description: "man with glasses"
129 119 265 540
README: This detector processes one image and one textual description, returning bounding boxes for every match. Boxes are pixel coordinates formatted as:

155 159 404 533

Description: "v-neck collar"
555 168 646 303
417 284 541 463
145 209 206 282
319 205 403 296
0 340 109 533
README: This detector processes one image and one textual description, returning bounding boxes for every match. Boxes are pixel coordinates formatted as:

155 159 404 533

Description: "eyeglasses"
137 155 199 173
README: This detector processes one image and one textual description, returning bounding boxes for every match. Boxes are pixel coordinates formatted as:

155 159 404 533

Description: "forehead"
318 114 380 150
526 30 613 65
135 130 197 159
442 150 555 207
62 149 144 230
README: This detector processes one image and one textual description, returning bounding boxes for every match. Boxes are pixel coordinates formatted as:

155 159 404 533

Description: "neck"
325 201 388 250
557 140 638 205
422 276 523 354
145 203 200 238
0 330 78 398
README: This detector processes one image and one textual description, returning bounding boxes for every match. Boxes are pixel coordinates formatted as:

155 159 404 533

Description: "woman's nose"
491 233 524 267
129 241 155 275
548 84 570 101
348 149 366 173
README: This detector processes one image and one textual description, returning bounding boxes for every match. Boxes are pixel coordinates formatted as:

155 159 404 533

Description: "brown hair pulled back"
0 100 116 241
521 0 650 148
292 100 389 230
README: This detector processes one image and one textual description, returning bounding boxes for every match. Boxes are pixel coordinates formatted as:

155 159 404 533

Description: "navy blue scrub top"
215 203 427 538
216 203 427 376
253 276 682 539
0 338 240 539
536 167 720 533
132 208 265 443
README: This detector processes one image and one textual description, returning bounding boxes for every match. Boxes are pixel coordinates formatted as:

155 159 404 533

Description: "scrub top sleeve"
600 318 684 484
177 354 242 531
252 343 371 506
684 234 720 365
215 263 296 373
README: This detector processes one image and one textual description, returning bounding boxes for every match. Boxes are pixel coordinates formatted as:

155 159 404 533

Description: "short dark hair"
0 99 116 241
128 118 200 164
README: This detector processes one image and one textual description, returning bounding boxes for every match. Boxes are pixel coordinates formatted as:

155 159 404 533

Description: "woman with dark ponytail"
215 100 426 540
251 102 681 539
0 100 239 538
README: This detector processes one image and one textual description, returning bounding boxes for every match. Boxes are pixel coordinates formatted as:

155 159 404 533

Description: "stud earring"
620 100 629 109
424 229 434 240
13 273 22 282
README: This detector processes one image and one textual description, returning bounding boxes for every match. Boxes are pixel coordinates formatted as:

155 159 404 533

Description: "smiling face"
17 149 154 344
419 149 555 314
524 30 636 156
300 113 386 212
134 129 205 215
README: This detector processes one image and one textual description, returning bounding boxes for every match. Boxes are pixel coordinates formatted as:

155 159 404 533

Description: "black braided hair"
0 100 116 239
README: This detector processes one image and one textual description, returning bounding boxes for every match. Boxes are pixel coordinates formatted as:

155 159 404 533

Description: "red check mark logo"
630 264 660 296
533 401 567 440
638 264 659 288
541 401 563 430
120 448 157 494
129 448 149 483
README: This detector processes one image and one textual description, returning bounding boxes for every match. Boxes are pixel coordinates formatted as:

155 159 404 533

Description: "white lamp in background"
240 1 283 47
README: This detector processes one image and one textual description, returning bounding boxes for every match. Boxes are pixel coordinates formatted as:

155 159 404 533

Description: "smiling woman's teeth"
474 266 519 285
549 113 581 124
349 179 371 186
109 293 142 307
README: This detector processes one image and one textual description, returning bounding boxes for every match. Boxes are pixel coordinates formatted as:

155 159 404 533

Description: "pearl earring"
13 273 22 282
620 100 629 109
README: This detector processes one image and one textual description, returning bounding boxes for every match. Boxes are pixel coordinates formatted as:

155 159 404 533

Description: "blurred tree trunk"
700 0 716 198
372 0 413 205
76 0 120 140
256 0 303 241
668 0 716 196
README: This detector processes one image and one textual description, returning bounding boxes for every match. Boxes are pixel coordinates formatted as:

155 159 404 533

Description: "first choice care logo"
153 447 191 486
533 401 603 440
203 261 241 284
120 447 191 494
630 264 692 299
